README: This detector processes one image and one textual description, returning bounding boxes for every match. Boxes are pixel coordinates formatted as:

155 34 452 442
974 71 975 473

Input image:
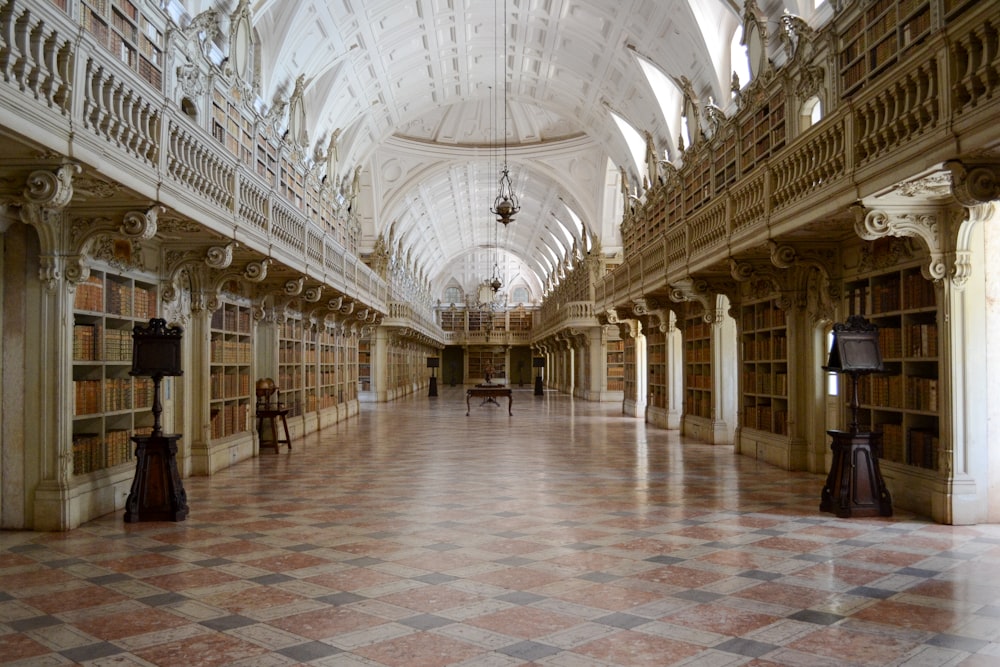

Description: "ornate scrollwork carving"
204 243 234 269
946 160 1000 206
120 206 161 240
284 277 304 295
304 285 324 302
852 203 947 281
23 164 79 209
243 259 269 282
669 278 716 323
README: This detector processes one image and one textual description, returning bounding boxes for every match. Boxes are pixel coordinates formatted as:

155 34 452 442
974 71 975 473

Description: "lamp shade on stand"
533 357 545 396
427 357 439 397
819 316 892 518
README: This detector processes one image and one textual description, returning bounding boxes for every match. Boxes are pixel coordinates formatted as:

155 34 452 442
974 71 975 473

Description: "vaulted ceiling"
184 0 824 301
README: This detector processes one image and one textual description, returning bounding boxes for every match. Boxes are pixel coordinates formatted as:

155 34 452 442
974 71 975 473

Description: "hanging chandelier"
490 0 519 226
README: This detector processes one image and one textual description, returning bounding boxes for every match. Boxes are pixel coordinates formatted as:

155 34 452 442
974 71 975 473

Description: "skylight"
610 111 645 179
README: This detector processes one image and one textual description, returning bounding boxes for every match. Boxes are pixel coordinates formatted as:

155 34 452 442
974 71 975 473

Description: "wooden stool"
256 408 291 453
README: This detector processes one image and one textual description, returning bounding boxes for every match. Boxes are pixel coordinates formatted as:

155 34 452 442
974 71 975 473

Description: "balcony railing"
595 2 997 314
0 0 390 314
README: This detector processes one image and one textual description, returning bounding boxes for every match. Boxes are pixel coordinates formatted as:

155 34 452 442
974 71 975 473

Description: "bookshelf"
278 316 304 416
683 307 713 420
343 331 358 403
845 263 940 470
647 327 667 411
441 309 464 332
606 338 624 392
208 301 252 439
739 93 786 173
839 0 932 97
304 324 318 413
509 309 532 332
739 297 789 436
71 269 158 475
358 338 371 392
468 347 506 381
623 335 637 405
318 325 339 409
78 0 163 90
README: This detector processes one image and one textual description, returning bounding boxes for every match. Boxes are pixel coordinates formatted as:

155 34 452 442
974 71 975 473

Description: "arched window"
444 286 462 304
511 287 529 304
801 96 823 130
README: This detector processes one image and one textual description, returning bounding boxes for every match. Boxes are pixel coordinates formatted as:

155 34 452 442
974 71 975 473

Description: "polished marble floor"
4 386 1000 666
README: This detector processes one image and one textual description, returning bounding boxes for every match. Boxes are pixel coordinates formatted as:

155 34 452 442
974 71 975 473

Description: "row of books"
211 306 252 334
686 373 712 389
878 423 938 469
209 403 250 438
72 425 153 475
860 375 938 412
685 344 711 363
210 339 251 364
742 405 789 435
742 335 787 361
741 306 787 331
209 371 251 400
73 275 156 317
686 391 712 419
74 378 155 415
743 371 788 396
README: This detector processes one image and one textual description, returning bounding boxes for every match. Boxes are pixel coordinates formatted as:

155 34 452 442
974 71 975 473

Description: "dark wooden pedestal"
428 376 438 397
534 376 543 396
820 429 892 518
256 409 291 453
124 434 189 523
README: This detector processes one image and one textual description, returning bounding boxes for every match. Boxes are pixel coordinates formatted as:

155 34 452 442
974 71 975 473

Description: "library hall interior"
3 0 1000 664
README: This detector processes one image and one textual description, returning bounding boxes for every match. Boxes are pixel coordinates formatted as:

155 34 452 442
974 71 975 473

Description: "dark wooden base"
256 409 291 453
534 376 543 396
820 429 892 518
124 434 189 523
428 376 438 397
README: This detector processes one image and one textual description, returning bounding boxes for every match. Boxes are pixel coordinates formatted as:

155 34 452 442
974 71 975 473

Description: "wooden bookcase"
739 298 789 436
212 88 254 167
468 347 505 381
358 339 371 392
318 325 339 409
277 316 304 416
208 301 253 439
71 269 158 475
606 338 624 392
844 262 940 470
646 327 667 411
441 309 464 332
683 308 713 420
509 310 532 332
303 324 318 413
739 92 786 173
79 0 163 90
343 331 358 403
839 0 932 97
623 336 637 404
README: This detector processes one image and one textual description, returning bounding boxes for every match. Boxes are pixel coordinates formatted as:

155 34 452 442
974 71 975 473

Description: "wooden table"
466 386 512 415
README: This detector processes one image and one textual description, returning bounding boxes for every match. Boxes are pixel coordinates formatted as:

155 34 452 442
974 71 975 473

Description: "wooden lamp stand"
820 316 892 518
124 319 188 523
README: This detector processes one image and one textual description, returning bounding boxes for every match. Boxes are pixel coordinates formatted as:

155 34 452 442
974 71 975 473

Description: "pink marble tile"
789 626 921 665
135 631 270 666
74 607 193 640
267 606 385 640
467 605 580 639
576 629 703 666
